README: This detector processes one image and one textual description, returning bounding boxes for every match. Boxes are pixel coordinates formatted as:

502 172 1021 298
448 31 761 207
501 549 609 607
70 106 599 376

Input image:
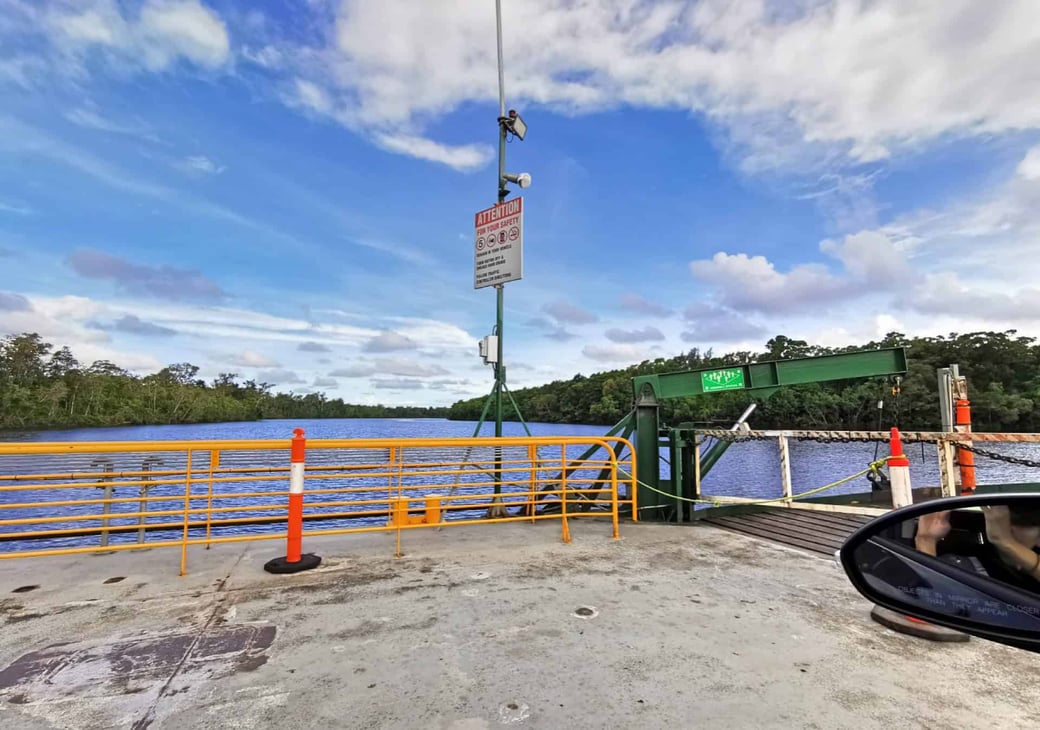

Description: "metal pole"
496 0 506 119
489 0 508 516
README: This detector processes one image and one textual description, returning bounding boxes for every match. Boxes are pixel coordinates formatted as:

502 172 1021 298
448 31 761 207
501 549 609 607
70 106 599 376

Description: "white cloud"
0 293 162 371
363 330 418 353
582 343 653 363
228 350 279 368
604 326 664 344
290 78 334 115
329 364 377 378
242 44 284 69
178 155 225 175
690 252 845 314
257 368 304 385
313 376 337 388
0 199 33 216
374 134 493 173
64 106 159 142
0 116 319 257
372 378 425 390
690 228 913 315
375 358 449 377
619 293 672 317
66 248 228 302
0 291 32 311
543 301 598 325
681 305 766 345
819 230 909 282
46 0 231 72
1018 145 1040 181
903 273 1040 323
273 0 1040 174
329 358 448 379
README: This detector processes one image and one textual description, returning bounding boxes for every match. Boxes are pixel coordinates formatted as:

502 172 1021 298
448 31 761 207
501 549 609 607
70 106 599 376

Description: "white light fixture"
504 172 532 189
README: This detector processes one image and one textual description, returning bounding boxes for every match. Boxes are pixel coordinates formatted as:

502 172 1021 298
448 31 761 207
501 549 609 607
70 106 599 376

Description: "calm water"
3 418 1040 553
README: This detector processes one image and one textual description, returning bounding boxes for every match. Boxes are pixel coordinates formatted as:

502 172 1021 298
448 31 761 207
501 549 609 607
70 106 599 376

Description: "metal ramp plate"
703 508 872 556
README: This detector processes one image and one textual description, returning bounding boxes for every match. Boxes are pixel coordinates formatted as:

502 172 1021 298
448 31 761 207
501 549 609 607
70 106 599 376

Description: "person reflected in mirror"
983 505 1040 582
914 510 951 556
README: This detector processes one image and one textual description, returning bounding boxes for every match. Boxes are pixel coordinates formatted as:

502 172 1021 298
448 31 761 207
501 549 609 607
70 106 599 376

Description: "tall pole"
490 0 508 516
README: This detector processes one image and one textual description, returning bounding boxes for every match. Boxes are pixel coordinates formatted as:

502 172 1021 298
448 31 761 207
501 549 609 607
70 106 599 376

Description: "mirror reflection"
851 498 1040 632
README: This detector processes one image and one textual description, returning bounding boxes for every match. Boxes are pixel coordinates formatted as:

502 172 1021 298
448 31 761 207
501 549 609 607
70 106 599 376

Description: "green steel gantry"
627 347 909 520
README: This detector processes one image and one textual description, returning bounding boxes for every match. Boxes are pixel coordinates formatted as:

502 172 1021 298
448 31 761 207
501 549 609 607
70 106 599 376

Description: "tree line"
5 330 1038 433
447 331 1040 432
0 333 448 431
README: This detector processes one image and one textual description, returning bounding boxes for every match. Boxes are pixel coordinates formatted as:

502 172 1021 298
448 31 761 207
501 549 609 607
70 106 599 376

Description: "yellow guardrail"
0 434 636 575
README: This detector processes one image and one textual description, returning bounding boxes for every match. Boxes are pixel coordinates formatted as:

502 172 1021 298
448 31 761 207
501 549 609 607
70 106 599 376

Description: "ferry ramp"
1 521 1037 729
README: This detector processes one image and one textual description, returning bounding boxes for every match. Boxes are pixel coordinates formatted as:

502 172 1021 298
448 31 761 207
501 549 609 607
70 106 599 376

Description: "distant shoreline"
0 415 456 437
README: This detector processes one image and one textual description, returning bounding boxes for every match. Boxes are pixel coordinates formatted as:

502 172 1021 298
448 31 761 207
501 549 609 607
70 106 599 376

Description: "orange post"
889 428 913 508
264 429 322 574
955 398 976 494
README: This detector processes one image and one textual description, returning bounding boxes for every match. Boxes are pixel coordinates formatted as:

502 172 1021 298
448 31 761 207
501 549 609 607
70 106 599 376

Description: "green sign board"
701 368 746 393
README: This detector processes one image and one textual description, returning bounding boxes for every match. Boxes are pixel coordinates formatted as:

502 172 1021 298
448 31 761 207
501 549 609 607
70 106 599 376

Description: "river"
3 419 1040 553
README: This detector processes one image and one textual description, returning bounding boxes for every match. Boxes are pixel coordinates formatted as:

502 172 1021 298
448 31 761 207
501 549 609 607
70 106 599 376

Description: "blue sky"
2 0 1040 406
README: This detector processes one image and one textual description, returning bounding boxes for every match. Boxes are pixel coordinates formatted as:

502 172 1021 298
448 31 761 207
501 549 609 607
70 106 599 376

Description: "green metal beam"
630 347 908 522
632 347 908 401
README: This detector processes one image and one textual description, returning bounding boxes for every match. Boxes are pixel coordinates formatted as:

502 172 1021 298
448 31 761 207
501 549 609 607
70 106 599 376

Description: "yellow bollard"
424 497 442 525
391 497 410 528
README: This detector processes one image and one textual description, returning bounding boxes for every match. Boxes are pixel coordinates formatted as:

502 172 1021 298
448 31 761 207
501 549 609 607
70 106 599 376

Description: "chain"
705 433 1040 468
704 432 910 445
955 442 1040 469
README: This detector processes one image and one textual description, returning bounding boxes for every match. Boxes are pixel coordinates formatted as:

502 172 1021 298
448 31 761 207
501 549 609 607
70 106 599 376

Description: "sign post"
474 198 523 289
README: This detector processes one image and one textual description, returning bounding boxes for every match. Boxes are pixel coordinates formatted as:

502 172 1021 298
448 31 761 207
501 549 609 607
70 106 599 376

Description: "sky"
1 0 1039 407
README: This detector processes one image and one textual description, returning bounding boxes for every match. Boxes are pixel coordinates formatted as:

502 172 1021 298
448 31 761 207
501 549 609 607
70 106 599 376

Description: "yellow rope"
621 455 897 508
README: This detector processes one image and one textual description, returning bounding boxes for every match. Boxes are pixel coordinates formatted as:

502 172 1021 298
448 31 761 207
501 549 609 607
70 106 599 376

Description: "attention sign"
701 368 746 392
474 197 523 289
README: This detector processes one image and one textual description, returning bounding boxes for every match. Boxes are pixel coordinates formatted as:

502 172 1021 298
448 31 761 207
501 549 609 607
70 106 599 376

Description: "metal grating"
703 508 872 556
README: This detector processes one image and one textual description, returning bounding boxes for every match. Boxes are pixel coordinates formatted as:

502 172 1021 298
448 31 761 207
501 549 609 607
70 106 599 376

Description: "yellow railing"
0 435 636 574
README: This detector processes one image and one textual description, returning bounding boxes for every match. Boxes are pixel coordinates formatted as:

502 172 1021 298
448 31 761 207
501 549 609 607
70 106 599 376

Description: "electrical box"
479 335 499 364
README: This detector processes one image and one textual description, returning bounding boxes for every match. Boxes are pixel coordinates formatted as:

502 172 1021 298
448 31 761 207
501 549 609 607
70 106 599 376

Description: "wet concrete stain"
0 623 277 704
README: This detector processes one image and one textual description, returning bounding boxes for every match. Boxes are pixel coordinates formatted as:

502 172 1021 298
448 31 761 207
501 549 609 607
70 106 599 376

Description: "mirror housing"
840 493 1040 653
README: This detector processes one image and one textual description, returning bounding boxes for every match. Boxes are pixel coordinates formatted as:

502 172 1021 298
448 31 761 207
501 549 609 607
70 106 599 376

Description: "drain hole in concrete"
573 606 599 619
103 577 126 585
12 585 39 593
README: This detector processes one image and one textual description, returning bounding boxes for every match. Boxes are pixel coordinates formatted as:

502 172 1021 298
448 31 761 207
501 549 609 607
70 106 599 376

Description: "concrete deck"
0 521 1037 729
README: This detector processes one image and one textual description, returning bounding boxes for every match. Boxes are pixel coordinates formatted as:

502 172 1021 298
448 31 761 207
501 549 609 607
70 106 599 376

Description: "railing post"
179 449 194 576
692 436 701 503
139 456 163 545
265 429 322 574
560 444 571 544
937 439 958 498
609 445 619 540
889 428 913 508
527 444 537 522
777 436 790 505
205 450 218 549
91 459 115 551
630 444 639 523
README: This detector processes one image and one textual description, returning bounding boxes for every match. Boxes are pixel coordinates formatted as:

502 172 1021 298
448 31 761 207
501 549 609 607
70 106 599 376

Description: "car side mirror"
839 494 1040 653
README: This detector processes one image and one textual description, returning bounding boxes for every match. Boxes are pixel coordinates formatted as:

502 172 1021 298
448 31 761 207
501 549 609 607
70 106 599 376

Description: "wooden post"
779 434 793 505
